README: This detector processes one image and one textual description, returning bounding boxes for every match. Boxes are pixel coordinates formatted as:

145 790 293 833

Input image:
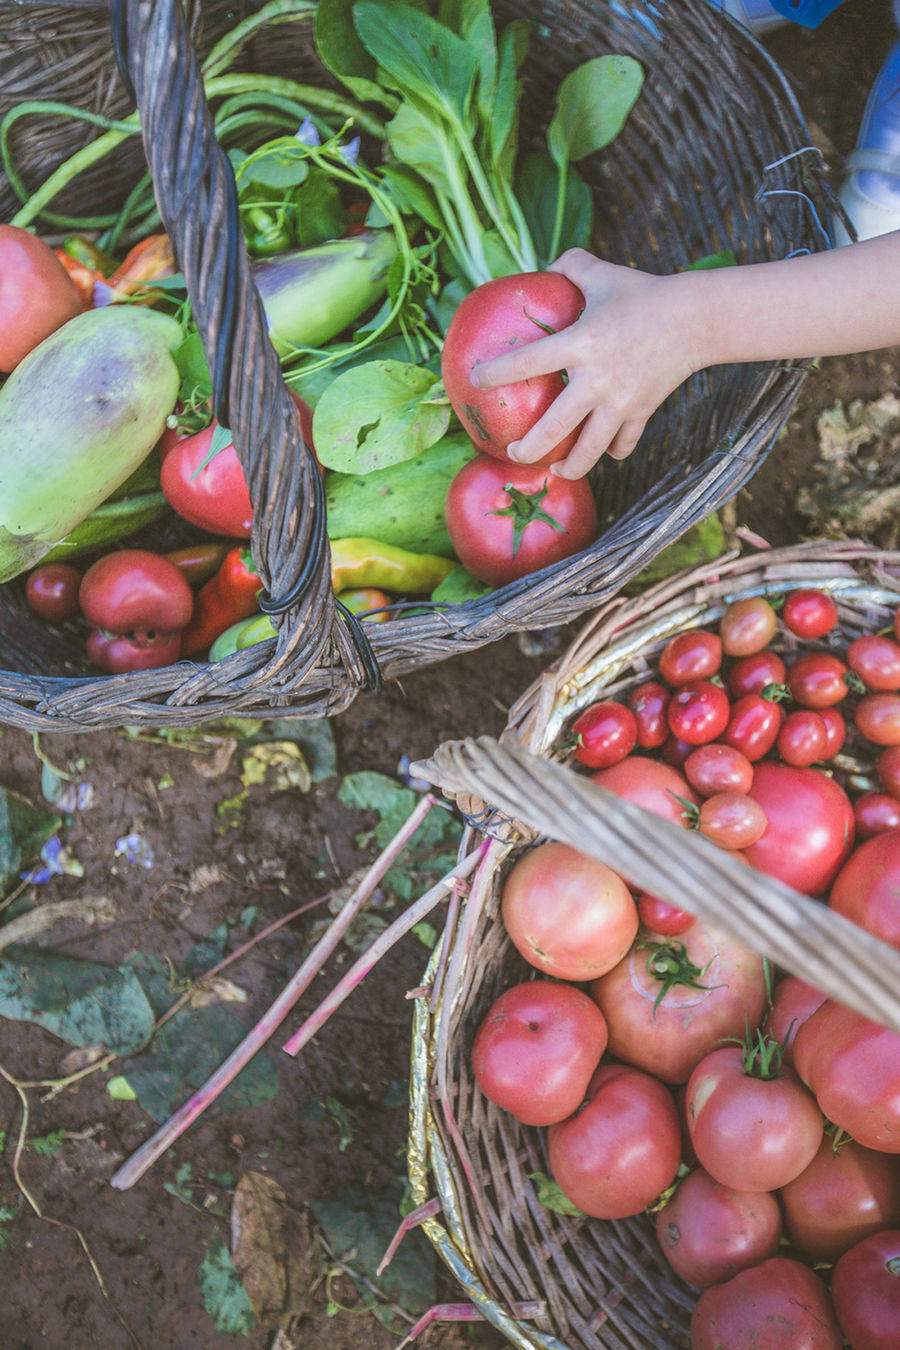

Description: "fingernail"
506 441 521 462
470 365 481 389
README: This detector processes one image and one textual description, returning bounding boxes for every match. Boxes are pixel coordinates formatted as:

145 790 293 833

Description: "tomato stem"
638 939 722 1014
491 482 565 557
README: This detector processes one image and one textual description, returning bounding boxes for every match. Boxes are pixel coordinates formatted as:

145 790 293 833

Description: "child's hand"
471 249 702 478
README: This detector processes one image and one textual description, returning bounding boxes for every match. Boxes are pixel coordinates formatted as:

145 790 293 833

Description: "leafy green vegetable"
312 359 450 472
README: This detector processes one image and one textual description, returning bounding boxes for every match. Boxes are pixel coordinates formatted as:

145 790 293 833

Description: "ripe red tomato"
787 652 849 709
690 1258 842 1350
855 791 900 838
877 744 900 798
79 549 194 634
591 755 699 828
698 792 767 849
661 735 693 767
721 692 784 761
547 1063 681 1219
848 634 900 690
626 681 670 748
793 1000 900 1152
666 679 731 746
783 588 839 639
780 1134 900 1262
777 709 828 767
719 595 778 656
686 1044 824 1191
855 692 900 746
444 455 597 587
500 841 638 981
819 706 847 759
831 1229 900 1350
86 628 183 673
742 761 855 896
471 980 608 1126
762 975 827 1064
658 630 723 686
160 422 254 538
727 649 787 698
636 891 695 935
571 700 637 768
684 743 754 797
25 563 82 621
590 919 768 1084
0 224 82 371
440 271 585 465
655 1166 782 1288
828 829 900 947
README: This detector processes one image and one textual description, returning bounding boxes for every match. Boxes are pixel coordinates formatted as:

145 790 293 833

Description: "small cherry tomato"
86 628 183 673
684 743 754 796
637 891 695 935
727 648 787 698
571 700 637 768
667 680 731 746
658 630 723 687
877 744 900 798
719 595 778 657
847 633 900 690
854 791 900 838
722 693 784 761
626 681 670 749
698 792 768 850
661 735 693 767
819 706 847 759
787 651 849 709
855 691 900 746
777 709 828 767
25 562 82 621
783 588 839 639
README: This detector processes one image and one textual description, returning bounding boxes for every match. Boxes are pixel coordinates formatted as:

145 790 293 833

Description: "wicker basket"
407 541 900 1350
0 1 845 731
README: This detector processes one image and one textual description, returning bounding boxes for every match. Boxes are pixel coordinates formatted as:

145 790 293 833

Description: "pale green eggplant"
0 306 181 583
252 230 398 357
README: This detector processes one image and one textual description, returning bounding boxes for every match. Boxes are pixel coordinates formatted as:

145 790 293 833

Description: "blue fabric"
767 0 848 27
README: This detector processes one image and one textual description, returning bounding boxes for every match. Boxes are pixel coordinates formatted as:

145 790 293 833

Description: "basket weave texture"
408 542 900 1350
1 1 844 730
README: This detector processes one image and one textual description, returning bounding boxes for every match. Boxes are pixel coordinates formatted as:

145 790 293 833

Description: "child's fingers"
471 328 572 391
606 418 646 462
505 381 590 465
547 407 630 480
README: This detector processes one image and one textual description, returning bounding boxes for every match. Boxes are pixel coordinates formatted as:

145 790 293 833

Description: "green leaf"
107 1075 137 1101
386 104 458 198
0 787 61 891
353 0 479 129
488 17 530 178
516 152 593 264
0 951 155 1055
685 249 737 271
338 770 458 854
173 329 213 406
439 0 498 118
315 0 418 105
625 513 726 591
429 564 493 605
528 1172 588 1216
199 1241 256 1337
237 147 309 191
312 360 450 473
547 55 644 167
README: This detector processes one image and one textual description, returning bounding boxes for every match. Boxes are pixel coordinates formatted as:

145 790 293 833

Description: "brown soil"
2 4 899 1349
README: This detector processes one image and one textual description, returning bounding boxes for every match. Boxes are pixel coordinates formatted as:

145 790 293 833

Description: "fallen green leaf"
107 1075 137 1101
199 1240 256 1337
0 787 61 891
0 951 155 1055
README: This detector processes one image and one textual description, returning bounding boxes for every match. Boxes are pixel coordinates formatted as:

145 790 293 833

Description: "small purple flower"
115 833 155 869
338 136 361 167
20 835 84 883
295 116 321 148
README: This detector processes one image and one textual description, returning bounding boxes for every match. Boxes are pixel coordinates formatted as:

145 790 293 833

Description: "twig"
110 794 440 1190
376 1197 442 1276
396 1301 543 1348
281 849 485 1057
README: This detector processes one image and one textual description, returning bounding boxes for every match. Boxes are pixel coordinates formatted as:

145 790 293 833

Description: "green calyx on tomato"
723 1019 789 1081
491 480 565 557
638 938 723 1014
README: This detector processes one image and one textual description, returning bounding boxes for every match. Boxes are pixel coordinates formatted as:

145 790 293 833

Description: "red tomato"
728 649 787 698
831 1229 900 1350
762 975 827 1064
655 1166 782 1288
780 1134 900 1262
0 224 82 371
793 1001 900 1152
690 1258 842 1350
637 891 695 935
877 744 900 799
719 596 778 656
590 919 768 1084
471 980 608 1126
444 455 597 587
828 830 900 947
666 679 731 746
440 271 585 465
787 652 849 709
591 755 699 828
855 791 900 838
684 743 754 797
742 762 855 896
855 692 900 746
777 709 828 767
686 1044 823 1191
25 563 82 621
79 549 194 634
698 791 767 849
721 692 784 761
626 681 670 748
820 706 847 759
547 1063 681 1219
661 735 693 767
658 630 723 686
86 628 183 673
160 422 253 537
848 634 900 691
783 588 839 639
500 841 638 981
571 700 637 768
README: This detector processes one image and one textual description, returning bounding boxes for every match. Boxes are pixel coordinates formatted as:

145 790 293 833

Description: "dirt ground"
1 4 899 1348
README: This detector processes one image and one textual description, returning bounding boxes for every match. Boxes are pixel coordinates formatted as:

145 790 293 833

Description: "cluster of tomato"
471 585 900 1350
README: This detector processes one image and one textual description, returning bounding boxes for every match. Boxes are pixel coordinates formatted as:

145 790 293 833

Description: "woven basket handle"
412 736 900 1035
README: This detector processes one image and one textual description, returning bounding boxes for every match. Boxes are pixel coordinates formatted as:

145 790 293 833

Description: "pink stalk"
110 793 439 1191
735 525 772 550
376 1197 443 1276
397 1301 545 1348
281 842 488 1056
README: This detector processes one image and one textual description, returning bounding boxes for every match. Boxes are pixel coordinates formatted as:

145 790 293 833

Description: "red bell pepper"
180 545 263 657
